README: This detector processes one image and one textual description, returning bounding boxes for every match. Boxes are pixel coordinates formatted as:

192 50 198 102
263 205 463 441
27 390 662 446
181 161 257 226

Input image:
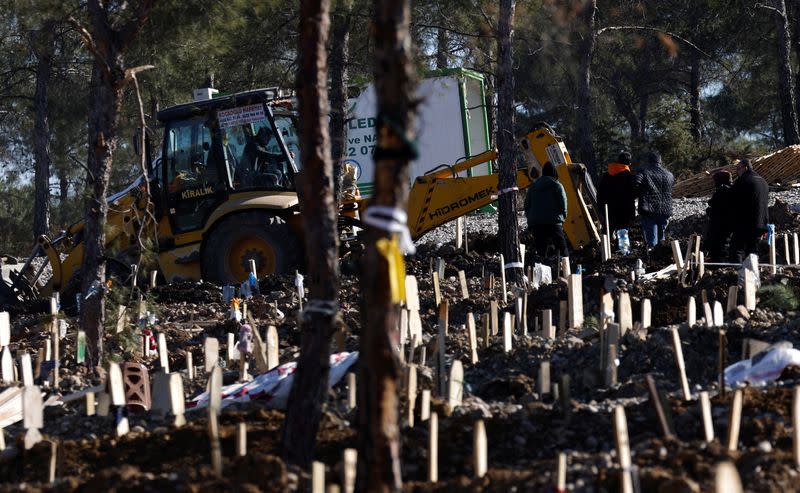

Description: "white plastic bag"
188 351 358 410
724 346 800 386
532 263 552 289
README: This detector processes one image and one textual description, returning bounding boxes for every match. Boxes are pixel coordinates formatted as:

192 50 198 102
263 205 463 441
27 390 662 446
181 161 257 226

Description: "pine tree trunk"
283 0 340 468
329 0 351 205
576 0 597 176
775 0 800 146
436 26 448 69
80 63 122 367
32 25 55 241
689 49 702 142
58 163 69 228
79 0 155 368
496 0 521 284
358 0 416 490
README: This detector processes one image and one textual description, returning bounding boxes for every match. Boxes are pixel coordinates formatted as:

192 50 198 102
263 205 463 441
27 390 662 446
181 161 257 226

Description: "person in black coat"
730 159 769 262
705 170 734 261
597 151 636 232
633 151 675 248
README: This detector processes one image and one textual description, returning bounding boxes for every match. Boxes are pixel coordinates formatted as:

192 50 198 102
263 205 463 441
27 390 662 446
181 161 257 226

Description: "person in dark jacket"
730 159 769 262
597 151 636 232
705 170 734 261
524 162 569 258
633 151 675 248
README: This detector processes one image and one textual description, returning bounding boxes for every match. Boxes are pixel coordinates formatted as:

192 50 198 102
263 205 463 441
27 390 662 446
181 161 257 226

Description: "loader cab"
156 89 298 234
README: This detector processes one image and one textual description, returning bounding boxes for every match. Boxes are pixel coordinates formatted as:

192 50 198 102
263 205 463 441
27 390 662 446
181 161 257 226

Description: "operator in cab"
236 126 285 188
524 161 569 259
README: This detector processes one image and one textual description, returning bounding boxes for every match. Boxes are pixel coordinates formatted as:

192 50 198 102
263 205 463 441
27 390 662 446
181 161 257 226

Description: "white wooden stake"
19 352 33 387
713 301 724 327
437 301 447 395
23 385 43 450
727 286 738 314
503 312 512 353
715 462 743 493
467 314 478 364
406 365 417 428
617 292 632 335
342 448 357 493
744 268 757 311
432 271 441 307
421 389 431 422
158 332 169 373
473 419 487 478
1 347 13 383
770 236 777 274
700 391 714 443
567 274 583 329
785 234 791 265
613 406 633 493
169 373 186 427
794 232 799 265
236 422 247 457
458 270 469 299
543 309 555 339
428 412 438 482
793 386 800 467
448 360 464 409
703 302 714 328
186 352 194 381
641 299 651 329
499 254 507 304
726 389 743 452
204 337 219 373
687 296 696 327
455 216 464 250
347 372 356 410
266 325 280 370
557 452 567 492
312 461 326 493
490 301 498 336
0 312 9 347
560 257 571 277
671 327 691 400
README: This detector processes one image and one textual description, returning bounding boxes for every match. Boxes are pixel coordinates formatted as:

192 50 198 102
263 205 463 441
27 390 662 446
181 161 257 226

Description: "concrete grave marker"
641 299 651 329
151 371 171 415
617 292 632 335
158 332 169 373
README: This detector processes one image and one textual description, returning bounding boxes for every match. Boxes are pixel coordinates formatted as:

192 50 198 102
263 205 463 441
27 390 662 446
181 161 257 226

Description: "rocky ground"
1 195 800 492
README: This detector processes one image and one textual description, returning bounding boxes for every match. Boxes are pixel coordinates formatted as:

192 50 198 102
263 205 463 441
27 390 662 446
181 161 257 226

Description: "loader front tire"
201 212 299 285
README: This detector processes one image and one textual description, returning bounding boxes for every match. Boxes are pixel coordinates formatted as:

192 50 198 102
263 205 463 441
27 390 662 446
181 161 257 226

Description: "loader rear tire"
201 212 299 285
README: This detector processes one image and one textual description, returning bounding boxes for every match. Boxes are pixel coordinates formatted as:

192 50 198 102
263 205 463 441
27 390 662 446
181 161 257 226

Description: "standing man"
730 159 769 262
597 150 636 232
705 170 734 261
633 152 674 249
524 162 569 258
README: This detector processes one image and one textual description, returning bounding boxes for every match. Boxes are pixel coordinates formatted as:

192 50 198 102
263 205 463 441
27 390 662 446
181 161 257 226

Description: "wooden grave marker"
481 313 490 348
343 448 357 493
503 312 512 353
785 234 791 264
770 235 777 275
557 452 567 493
703 302 714 328
715 462 743 493
428 412 438 482
204 337 219 373
744 265 757 311
645 374 674 438
727 286 738 314
670 327 691 400
687 296 696 327
421 389 431 421
23 385 43 449
158 332 169 373
1 347 13 383
108 362 125 406
700 391 714 443
543 309 555 339
467 314 478 364
97 393 110 417
208 365 223 475
437 303 447 395
499 254 508 304
405 275 423 343
458 270 469 299
19 352 33 387
456 216 464 250
617 292 632 335
312 461 325 493
567 274 583 329
151 371 171 416
0 312 9 347
558 300 567 333
795 233 800 265
432 271 442 307
169 373 186 427
266 325 280 370
448 360 464 409
185 352 194 381
515 296 524 336
347 372 356 410
613 406 634 493
236 422 247 457
406 365 417 427
560 257 571 277
726 389 743 451
474 419 487 478
490 301 499 336
538 361 551 397
85 392 96 416
713 301 724 327
641 299 652 329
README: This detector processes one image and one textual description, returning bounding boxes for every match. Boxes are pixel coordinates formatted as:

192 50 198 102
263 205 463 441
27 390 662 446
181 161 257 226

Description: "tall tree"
576 0 597 176
74 0 156 367
496 0 522 284
358 0 416 489
772 0 800 145
31 22 56 240
283 0 341 468
329 0 352 204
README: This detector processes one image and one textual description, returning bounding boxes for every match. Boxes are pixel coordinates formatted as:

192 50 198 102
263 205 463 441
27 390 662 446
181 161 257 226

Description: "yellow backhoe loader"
0 90 601 309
